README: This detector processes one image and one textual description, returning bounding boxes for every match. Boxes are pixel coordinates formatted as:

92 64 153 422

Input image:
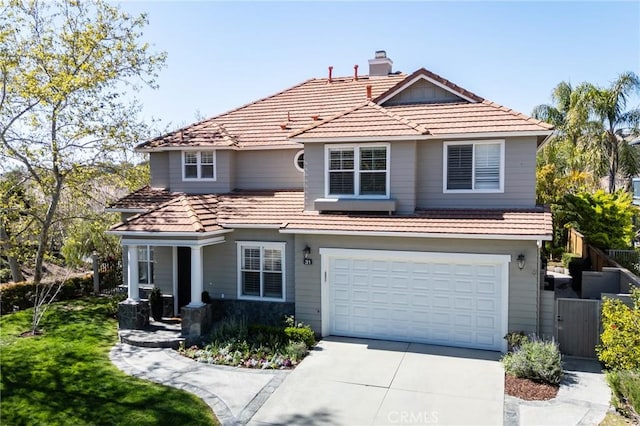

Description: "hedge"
0 274 94 315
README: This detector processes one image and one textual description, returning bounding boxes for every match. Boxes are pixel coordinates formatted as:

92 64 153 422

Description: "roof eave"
279 228 552 241
293 130 554 143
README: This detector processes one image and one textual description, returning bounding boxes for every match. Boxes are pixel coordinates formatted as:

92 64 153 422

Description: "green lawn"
0 297 218 425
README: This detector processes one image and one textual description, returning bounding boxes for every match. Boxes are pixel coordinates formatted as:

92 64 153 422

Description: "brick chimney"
368 50 393 77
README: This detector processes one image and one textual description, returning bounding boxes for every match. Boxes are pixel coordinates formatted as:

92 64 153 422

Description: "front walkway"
109 344 287 425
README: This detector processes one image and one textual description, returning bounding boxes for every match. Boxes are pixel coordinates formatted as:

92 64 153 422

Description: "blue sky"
118 1 640 131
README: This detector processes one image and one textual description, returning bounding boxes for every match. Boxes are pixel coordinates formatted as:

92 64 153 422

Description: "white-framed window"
294 150 304 173
236 242 286 301
325 143 390 198
182 151 216 181
137 245 154 285
443 140 504 193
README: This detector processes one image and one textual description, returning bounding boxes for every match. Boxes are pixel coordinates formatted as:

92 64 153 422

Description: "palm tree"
532 82 590 175
578 72 640 193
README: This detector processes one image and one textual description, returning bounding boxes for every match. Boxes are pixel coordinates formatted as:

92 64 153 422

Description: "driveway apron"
249 337 504 426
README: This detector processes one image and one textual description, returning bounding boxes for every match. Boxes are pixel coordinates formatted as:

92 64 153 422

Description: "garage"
320 248 510 351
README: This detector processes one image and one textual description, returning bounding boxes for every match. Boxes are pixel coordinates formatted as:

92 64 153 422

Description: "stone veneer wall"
211 299 295 326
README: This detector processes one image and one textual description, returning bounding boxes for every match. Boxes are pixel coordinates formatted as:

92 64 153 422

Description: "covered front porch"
118 234 229 339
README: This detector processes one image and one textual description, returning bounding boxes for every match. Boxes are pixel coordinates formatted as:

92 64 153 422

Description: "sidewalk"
109 343 288 426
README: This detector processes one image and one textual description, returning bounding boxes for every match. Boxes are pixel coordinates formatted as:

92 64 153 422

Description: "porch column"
127 245 140 301
188 245 204 307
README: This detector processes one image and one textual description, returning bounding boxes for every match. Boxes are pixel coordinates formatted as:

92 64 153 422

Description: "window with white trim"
444 140 504 192
182 151 216 180
326 144 389 197
137 246 154 285
237 242 285 301
294 150 304 172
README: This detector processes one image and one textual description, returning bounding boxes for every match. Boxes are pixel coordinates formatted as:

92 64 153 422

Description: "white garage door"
320 249 509 351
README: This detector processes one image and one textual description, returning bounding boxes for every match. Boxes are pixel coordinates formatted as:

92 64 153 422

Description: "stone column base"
181 304 212 338
118 300 150 330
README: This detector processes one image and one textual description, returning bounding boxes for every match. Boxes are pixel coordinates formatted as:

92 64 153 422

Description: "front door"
177 247 191 310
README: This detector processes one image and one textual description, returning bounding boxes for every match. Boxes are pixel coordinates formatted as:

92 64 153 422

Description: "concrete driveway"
249 337 504 425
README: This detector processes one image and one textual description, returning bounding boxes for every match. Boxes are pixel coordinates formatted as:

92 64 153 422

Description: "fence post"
92 252 100 295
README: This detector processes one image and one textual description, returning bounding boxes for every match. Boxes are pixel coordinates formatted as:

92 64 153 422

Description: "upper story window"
444 140 504 193
237 242 286 301
325 144 389 198
182 151 216 181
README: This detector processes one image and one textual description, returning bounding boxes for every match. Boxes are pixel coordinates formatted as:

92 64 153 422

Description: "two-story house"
107 51 553 352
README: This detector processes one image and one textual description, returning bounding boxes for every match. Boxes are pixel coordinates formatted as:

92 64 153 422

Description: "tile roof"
138 74 408 150
292 101 553 140
289 101 430 139
107 186 177 211
137 65 553 150
284 207 553 237
110 194 223 233
109 190 552 239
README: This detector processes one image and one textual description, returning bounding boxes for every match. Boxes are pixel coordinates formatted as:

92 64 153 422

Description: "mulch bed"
505 374 559 401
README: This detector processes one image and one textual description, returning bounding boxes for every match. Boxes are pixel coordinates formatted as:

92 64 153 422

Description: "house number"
303 258 312 265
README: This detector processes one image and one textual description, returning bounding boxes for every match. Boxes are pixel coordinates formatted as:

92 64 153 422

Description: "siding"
293 235 539 335
416 136 537 208
235 149 304 190
153 246 173 294
304 143 324 211
383 78 464 105
303 141 417 213
168 150 233 193
149 152 170 189
121 245 172 295
202 229 295 303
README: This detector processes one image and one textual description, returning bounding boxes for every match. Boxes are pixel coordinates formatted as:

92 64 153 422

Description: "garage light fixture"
303 245 311 259
517 254 526 270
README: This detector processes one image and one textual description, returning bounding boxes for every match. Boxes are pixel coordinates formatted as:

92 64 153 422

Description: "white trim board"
120 236 227 247
294 130 553 143
280 228 552 241
108 229 234 238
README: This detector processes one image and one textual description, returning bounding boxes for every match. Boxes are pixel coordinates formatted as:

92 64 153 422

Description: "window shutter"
447 145 472 190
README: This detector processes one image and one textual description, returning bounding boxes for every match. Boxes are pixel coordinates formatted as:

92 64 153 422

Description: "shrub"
149 287 163 321
209 316 248 343
502 339 563 385
607 370 640 421
104 293 127 318
597 288 640 370
0 274 94 315
504 331 529 351
284 327 315 349
284 341 308 361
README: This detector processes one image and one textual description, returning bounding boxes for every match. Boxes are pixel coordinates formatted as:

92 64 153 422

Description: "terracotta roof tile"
290 101 430 139
284 207 552 237
138 75 407 150
293 102 553 139
107 186 176 211
110 190 552 239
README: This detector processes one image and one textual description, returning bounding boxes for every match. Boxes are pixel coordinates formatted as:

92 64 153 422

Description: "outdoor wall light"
303 245 311 259
517 254 526 270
